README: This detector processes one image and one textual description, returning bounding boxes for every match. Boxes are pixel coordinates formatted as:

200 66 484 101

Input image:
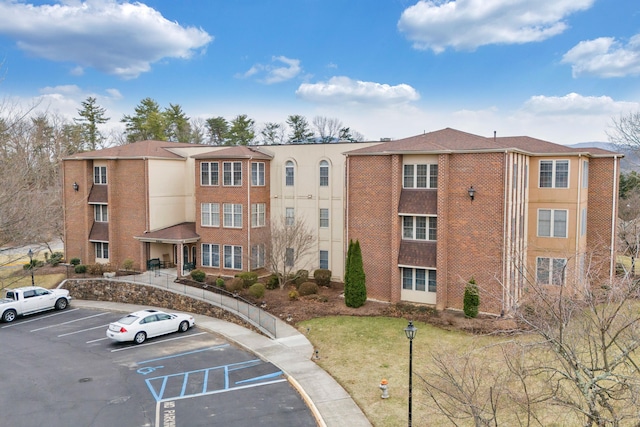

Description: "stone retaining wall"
62 279 256 330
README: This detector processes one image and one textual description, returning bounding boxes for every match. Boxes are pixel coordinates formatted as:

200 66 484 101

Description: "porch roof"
135 222 200 244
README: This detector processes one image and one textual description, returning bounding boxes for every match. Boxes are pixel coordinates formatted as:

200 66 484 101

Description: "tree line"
78 96 365 148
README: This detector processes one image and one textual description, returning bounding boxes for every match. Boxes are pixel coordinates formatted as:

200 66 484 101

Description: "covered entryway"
135 222 200 277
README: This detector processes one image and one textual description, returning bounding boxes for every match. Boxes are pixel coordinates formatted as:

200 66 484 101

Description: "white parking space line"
58 324 110 337
1 308 80 328
87 337 110 343
30 312 110 332
110 332 208 352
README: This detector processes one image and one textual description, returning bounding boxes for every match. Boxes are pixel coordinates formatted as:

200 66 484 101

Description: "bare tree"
267 215 316 289
513 263 640 427
608 111 640 152
313 116 342 143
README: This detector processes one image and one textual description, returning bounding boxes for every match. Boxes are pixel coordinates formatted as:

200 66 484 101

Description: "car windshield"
116 315 139 325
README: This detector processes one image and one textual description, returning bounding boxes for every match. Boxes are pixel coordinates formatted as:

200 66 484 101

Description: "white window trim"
201 203 220 227
223 203 243 228
201 243 220 267
401 215 437 241
224 245 242 270
537 209 568 238
223 161 242 186
251 203 266 228
93 166 107 185
319 208 329 228
401 267 437 293
201 162 219 186
536 257 567 286
403 164 438 189
251 162 265 186
539 159 569 189
94 204 108 222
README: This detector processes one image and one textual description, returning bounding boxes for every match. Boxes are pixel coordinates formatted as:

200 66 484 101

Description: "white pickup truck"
1 286 72 322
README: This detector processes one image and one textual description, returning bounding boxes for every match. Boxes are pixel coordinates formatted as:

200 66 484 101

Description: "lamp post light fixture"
468 185 476 201
404 320 417 427
27 248 35 286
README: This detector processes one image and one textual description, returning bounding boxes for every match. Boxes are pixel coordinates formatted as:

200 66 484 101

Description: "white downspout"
610 156 619 281
247 156 253 272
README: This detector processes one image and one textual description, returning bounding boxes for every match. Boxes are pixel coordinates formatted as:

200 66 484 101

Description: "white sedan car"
106 309 195 344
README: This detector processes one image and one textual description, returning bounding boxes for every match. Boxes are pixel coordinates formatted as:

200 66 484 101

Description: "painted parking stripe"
136 344 230 365
58 323 110 337
1 308 79 328
145 359 281 401
109 331 208 352
31 312 110 332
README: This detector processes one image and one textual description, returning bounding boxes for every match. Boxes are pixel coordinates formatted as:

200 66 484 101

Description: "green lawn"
300 316 579 427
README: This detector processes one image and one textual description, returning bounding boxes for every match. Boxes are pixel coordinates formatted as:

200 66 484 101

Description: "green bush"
70 258 81 266
74 264 87 274
248 283 265 299
344 240 366 308
463 278 480 318
23 259 44 270
236 271 258 288
47 252 64 266
190 269 206 282
265 274 280 290
215 277 225 288
288 289 299 300
294 269 309 286
226 277 244 293
122 258 135 271
298 281 319 296
313 269 332 287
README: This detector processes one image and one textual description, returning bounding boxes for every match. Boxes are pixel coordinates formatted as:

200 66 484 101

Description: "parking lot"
0 306 317 426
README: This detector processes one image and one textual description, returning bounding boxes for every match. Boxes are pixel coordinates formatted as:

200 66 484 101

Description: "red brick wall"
347 152 507 314
108 159 148 269
441 152 506 313
587 156 619 278
195 159 271 276
63 160 93 264
347 155 395 301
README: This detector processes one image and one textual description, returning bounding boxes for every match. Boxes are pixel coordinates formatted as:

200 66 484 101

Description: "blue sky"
0 0 639 144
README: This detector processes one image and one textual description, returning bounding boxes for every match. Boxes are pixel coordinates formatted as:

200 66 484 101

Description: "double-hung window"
201 203 220 227
538 209 567 238
539 160 569 188
251 244 265 269
224 245 242 269
285 161 294 186
402 268 436 292
285 208 295 226
403 164 438 188
223 203 242 228
402 216 437 240
201 243 220 267
223 161 242 186
251 203 265 227
95 242 109 259
319 209 329 228
319 250 329 269
94 204 108 222
251 162 265 186
201 162 219 186
319 160 329 186
536 257 567 285
94 166 107 184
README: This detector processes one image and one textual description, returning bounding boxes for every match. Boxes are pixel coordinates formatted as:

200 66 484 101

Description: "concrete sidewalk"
70 271 371 427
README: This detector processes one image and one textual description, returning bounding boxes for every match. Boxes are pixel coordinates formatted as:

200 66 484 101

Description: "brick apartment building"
62 128 621 315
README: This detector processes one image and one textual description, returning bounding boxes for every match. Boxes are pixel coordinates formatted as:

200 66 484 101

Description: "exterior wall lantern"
73 182 79 192
468 186 475 201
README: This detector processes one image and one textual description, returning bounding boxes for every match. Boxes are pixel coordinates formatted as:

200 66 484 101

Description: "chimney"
494 131 496 142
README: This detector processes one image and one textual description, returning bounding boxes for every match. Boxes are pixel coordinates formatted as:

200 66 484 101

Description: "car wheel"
134 331 147 344
178 320 189 332
2 310 17 323
55 298 68 310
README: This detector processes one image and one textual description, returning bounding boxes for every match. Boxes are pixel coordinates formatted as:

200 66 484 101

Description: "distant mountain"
569 142 639 172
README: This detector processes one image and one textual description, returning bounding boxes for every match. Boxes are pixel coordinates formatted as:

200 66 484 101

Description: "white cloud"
562 35 640 78
296 76 420 105
521 93 638 115
238 56 302 84
398 0 594 53
0 0 212 79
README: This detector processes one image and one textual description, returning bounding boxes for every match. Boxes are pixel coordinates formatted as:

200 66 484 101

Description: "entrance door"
191 246 196 267
183 246 189 265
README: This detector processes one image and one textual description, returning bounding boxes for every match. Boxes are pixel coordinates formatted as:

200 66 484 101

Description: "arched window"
319 160 329 186
285 161 294 186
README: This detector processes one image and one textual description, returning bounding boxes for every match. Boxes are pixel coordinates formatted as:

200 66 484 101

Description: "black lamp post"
404 320 417 427
27 248 35 286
